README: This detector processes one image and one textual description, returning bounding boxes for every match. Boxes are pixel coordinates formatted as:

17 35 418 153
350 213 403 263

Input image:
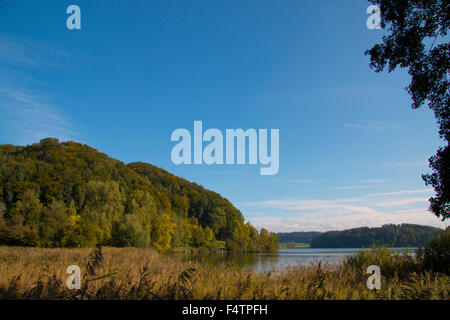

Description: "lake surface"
169 248 417 272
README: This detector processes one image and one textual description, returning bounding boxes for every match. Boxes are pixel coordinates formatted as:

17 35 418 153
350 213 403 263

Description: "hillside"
0 138 278 252
310 224 443 248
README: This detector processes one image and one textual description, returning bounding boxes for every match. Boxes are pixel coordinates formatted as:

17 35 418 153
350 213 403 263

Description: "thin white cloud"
329 185 369 190
376 197 430 208
0 35 35 66
0 33 73 68
360 179 386 183
0 88 77 144
274 178 328 184
242 188 446 232
366 189 431 197
375 161 426 168
344 121 402 133
345 122 383 132
0 34 79 145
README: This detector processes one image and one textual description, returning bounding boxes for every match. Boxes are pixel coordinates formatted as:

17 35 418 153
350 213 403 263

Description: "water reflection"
168 248 417 272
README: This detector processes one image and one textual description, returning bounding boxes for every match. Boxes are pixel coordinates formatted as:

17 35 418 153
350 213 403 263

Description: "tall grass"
0 246 448 300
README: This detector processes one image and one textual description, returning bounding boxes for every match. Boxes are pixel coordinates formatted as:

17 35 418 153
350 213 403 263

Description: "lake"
169 248 417 272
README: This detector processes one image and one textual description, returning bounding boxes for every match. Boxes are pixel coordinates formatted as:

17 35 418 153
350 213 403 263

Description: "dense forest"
276 232 322 244
0 138 279 252
310 224 443 248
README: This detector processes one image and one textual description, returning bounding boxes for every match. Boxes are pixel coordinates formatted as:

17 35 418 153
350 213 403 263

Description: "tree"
0 201 5 228
287 241 297 249
365 0 449 220
0 214 33 246
81 181 124 244
113 213 150 248
259 228 279 252
150 212 176 252
125 190 156 232
13 189 43 228
0 202 7 240
40 199 70 247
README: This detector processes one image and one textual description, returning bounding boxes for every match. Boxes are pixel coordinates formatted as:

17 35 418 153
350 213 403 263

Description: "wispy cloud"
0 34 73 68
0 35 35 66
344 121 402 133
0 33 79 145
273 178 328 184
376 197 430 208
374 161 426 168
360 179 386 183
366 189 431 197
242 188 447 232
0 88 77 144
329 185 369 190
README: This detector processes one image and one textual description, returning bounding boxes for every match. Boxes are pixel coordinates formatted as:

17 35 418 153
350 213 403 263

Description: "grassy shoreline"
0 245 448 300
279 242 311 249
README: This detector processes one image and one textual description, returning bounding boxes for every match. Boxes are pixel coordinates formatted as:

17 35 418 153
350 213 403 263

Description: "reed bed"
0 246 448 300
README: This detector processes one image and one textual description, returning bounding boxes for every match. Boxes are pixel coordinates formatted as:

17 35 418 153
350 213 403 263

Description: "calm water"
169 248 417 272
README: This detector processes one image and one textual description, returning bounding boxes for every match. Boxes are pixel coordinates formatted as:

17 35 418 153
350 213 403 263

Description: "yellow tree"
151 212 176 252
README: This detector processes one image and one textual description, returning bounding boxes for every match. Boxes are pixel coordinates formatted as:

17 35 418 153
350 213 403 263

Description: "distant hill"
277 224 443 248
277 231 322 244
0 138 278 252
310 224 443 248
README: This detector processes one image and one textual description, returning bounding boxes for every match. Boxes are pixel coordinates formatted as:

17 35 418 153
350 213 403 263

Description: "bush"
418 228 450 275
343 246 418 279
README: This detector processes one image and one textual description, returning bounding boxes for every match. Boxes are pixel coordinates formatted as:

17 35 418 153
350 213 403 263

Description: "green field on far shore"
279 242 311 249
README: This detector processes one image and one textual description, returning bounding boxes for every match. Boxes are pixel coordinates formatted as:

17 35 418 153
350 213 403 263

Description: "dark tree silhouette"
365 0 449 220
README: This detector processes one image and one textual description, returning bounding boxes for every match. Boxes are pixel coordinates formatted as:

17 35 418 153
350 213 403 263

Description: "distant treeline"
310 224 443 248
276 232 322 244
0 139 278 253
277 224 443 248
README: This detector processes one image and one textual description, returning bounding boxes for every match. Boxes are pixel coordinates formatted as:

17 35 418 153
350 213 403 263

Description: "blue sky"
0 0 447 231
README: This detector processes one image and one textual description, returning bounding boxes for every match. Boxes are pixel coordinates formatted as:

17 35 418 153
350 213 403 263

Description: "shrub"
418 228 450 275
343 246 418 279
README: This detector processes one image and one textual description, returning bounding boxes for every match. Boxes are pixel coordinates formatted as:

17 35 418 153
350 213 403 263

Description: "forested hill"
310 224 443 248
0 138 278 252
